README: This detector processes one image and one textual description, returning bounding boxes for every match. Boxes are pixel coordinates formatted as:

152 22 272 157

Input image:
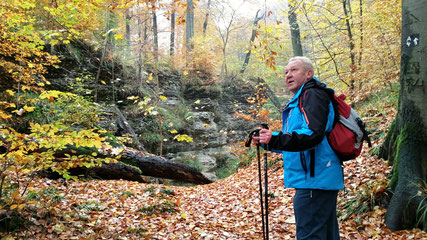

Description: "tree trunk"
152 9 159 63
137 17 144 82
382 0 427 231
126 10 131 48
114 105 146 152
240 10 263 74
358 0 363 67
186 0 194 52
170 10 175 56
39 161 150 183
257 78 282 112
288 0 303 56
342 0 356 90
42 146 213 185
202 0 211 36
94 10 111 102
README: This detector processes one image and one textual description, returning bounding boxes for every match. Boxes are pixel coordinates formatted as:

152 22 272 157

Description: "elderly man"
253 56 343 240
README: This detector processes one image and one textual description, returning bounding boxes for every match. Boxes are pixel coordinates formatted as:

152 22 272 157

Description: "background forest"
1 0 426 239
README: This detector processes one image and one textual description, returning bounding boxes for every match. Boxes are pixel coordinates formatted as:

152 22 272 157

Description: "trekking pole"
261 124 269 240
244 126 268 240
264 146 269 240
255 131 266 240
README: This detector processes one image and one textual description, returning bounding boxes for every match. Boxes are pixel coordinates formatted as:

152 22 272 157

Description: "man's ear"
307 69 314 79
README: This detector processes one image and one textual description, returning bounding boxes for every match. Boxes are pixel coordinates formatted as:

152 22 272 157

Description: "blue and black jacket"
267 78 344 190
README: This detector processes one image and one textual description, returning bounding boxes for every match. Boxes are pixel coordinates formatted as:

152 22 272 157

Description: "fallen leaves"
4 105 427 239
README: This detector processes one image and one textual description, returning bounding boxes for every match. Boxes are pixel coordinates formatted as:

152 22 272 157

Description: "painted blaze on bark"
381 0 427 232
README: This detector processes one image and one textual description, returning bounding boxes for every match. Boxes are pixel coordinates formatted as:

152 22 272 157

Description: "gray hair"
288 56 314 71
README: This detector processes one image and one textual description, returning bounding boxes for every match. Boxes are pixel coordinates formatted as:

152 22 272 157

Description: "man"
252 56 343 239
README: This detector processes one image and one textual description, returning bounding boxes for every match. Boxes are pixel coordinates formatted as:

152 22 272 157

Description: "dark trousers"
293 189 340 240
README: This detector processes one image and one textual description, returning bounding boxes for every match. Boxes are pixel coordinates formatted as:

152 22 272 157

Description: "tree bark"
382 0 427 231
152 9 159 63
186 0 194 52
42 146 213 185
170 9 175 56
342 0 356 90
288 0 303 56
126 10 131 48
202 0 211 36
39 161 149 183
240 10 263 74
137 17 144 82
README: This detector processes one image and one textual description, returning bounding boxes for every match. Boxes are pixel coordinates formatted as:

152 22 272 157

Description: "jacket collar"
287 77 319 106
285 77 335 108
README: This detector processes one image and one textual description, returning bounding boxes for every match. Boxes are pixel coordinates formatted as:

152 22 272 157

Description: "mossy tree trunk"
380 1 427 232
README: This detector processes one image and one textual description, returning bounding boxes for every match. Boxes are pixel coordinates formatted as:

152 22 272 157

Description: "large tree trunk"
382 0 427 231
288 0 303 56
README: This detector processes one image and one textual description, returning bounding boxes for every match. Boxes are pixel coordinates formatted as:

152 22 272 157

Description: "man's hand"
252 129 272 145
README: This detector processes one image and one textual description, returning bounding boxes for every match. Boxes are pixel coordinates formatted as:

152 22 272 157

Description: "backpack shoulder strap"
299 80 339 127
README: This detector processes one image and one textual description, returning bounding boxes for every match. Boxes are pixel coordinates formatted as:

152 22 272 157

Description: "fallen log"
44 146 213 185
39 160 150 183
121 149 212 184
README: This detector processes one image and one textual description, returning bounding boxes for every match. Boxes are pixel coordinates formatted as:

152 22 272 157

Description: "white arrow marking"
414 37 419 45
407 36 412 47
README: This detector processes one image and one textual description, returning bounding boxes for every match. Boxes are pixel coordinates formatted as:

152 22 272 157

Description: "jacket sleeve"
267 88 330 152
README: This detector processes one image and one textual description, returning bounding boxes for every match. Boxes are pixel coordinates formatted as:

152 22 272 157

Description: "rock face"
43 42 259 182
159 74 258 182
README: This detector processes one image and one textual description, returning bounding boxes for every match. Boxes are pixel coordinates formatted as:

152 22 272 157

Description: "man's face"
285 60 313 94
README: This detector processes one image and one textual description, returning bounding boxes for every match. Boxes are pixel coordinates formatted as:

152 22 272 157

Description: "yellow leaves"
50 39 59 47
23 105 35 112
101 80 107 85
127 96 139 101
39 90 68 102
0 101 16 109
6 90 15 96
170 129 178 134
159 95 167 101
194 99 201 104
173 134 193 143
114 33 124 41
10 204 26 211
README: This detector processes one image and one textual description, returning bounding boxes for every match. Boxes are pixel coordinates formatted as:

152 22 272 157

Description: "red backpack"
300 87 372 162
328 93 372 161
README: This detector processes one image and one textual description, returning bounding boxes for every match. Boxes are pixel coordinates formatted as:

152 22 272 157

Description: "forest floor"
8 148 427 239
7 151 427 239
5 90 427 239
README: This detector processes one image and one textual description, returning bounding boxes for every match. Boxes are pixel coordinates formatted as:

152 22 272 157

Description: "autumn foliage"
0 0 425 238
